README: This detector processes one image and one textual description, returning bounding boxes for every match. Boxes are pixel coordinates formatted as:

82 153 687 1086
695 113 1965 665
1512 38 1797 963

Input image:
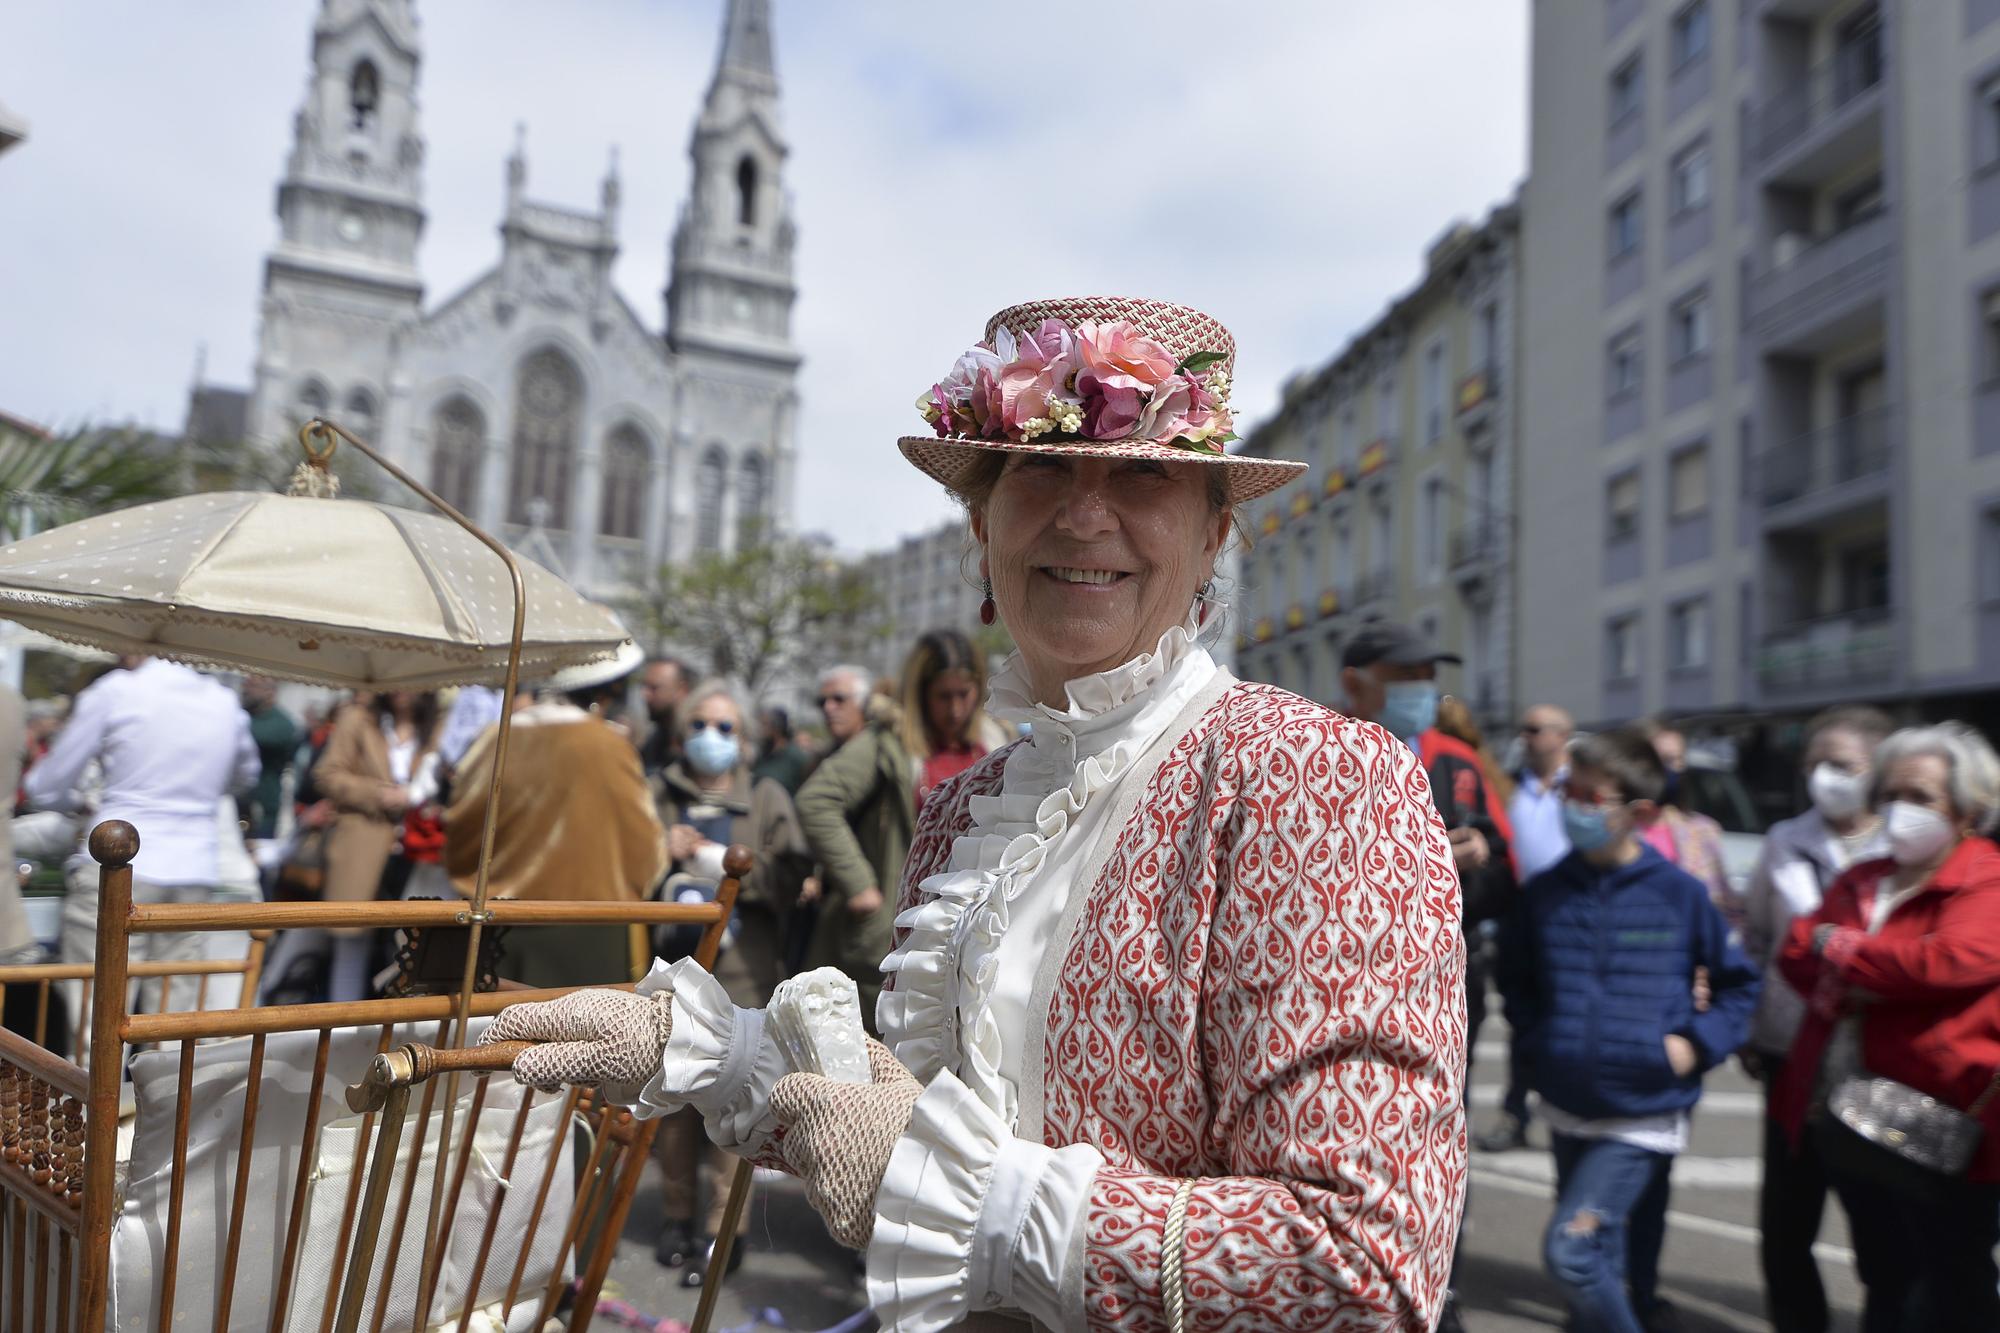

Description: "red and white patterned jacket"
888 679 1467 1331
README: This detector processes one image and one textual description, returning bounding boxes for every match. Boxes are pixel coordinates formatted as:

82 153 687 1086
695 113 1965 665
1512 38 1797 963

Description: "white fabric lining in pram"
110 1019 578 1332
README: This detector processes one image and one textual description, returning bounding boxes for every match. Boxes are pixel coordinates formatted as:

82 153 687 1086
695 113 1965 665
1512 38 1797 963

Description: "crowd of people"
1417 683 2000 1333
0 626 1013 1289
6 629 1999 1328
6 296 2000 1332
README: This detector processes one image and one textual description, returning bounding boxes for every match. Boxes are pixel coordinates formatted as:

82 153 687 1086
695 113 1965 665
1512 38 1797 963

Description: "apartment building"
1234 203 1520 723
1523 0 2000 732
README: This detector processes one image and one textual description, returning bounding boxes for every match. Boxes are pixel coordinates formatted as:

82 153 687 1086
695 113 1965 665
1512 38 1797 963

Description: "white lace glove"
769 1038 922 1249
481 988 675 1091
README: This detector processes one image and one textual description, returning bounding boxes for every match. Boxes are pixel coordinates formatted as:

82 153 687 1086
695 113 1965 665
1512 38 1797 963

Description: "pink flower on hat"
1075 320 1180 395
999 319 1085 433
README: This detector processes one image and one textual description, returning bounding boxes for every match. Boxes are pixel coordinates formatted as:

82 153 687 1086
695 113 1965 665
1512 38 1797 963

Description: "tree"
0 420 190 541
627 525 883 701
0 418 388 547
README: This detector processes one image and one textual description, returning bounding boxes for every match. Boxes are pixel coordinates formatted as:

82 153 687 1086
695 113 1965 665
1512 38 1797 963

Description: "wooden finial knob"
88 821 139 867
721 845 754 880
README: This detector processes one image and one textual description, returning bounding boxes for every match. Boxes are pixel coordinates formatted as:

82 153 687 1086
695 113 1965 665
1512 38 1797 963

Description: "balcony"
1455 365 1502 437
1357 436 1398 498
1753 25 1885 184
1320 465 1353 515
1757 607 1896 693
1353 567 1397 614
1744 210 1890 354
1449 521 1503 606
1760 407 1892 516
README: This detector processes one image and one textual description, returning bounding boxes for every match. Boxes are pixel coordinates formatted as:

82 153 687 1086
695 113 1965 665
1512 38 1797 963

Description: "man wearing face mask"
1739 706 1892 1333
1341 623 1518 930
1341 621 1517 1333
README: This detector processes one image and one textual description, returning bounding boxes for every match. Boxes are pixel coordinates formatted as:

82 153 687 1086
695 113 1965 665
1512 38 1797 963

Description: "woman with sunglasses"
652 677 814 1280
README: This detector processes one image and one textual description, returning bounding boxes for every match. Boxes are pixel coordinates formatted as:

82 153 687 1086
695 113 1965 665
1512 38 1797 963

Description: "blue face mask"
685 728 740 778
1377 681 1439 743
1562 799 1619 853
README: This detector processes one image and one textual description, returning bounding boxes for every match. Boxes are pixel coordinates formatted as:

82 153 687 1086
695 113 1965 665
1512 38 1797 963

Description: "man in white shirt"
24 657 259 1015
1510 703 1575 880
1479 702 1574 1153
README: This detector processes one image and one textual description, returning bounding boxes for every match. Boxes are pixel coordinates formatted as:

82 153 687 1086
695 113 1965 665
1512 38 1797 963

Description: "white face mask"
1883 801 1956 867
1808 763 1871 822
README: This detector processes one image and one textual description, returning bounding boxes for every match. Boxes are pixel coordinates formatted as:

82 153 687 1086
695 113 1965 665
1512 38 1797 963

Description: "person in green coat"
795 664 914 1032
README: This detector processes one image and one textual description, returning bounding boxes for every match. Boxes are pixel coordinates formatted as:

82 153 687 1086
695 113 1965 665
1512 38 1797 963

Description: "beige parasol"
0 488 628 689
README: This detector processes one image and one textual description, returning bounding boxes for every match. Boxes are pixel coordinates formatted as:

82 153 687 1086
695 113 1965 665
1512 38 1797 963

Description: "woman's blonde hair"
898 629 992 761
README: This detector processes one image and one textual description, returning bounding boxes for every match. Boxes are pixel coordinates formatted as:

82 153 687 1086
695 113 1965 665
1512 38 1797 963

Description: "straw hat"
897 296 1306 505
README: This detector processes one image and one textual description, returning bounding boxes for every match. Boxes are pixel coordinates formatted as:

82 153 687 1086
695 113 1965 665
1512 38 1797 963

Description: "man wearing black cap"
1339 622 1514 914
1341 622 1517 1333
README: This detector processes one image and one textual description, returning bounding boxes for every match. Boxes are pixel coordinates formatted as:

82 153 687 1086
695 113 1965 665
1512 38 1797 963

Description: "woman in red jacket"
1775 721 2000 1333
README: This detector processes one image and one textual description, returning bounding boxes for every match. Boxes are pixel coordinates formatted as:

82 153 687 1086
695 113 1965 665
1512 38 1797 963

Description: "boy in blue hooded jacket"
1499 727 1759 1333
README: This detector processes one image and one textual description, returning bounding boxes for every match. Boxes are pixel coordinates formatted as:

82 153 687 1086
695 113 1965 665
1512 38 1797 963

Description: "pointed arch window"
296 378 330 421
735 156 758 226
343 386 379 442
507 348 581 528
736 451 767 549
429 397 485 516
695 446 729 553
349 59 380 131
600 424 649 539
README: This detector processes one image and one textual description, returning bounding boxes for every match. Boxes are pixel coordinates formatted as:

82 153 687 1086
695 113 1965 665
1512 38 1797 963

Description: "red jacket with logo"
1773 836 2000 1181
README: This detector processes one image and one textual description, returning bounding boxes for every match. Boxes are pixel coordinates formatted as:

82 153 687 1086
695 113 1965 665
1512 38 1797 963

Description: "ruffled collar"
985 607 1211 764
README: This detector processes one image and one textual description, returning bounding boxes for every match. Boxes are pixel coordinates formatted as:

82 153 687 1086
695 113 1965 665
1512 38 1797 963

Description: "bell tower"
248 0 426 455
665 0 799 365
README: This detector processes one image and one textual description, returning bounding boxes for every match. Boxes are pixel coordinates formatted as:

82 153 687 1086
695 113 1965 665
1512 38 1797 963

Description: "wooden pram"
0 819 750 1332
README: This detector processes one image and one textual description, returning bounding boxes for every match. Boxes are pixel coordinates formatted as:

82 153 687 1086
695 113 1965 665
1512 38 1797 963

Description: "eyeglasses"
687 719 736 736
816 693 850 708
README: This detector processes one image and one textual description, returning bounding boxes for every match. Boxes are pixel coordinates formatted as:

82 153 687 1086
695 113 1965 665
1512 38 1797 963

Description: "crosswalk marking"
1467 1085 1761 1115
1470 1166 1857 1268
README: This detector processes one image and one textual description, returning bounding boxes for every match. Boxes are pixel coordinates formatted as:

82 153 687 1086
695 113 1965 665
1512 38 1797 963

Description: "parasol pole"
298 419 530 1329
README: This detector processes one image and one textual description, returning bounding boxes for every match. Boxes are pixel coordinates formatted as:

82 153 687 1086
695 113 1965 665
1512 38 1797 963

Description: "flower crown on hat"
917 316 1238 456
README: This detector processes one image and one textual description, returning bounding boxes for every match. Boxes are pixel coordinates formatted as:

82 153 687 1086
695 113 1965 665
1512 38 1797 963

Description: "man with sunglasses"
1479 703 1579 1153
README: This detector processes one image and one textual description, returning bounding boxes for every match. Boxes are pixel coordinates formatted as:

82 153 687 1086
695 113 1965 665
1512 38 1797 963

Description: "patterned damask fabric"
890 683 1466 1331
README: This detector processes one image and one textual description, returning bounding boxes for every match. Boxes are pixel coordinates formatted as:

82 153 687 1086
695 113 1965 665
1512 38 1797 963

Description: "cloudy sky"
0 1 1527 553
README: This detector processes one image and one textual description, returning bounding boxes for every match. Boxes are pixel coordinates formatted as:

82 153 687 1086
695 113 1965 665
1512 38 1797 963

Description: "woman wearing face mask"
1773 722 2000 1333
651 678 813 1280
1739 706 1893 1333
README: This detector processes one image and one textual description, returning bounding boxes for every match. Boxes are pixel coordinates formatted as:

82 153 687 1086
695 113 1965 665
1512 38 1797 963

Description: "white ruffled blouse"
632 615 1221 1331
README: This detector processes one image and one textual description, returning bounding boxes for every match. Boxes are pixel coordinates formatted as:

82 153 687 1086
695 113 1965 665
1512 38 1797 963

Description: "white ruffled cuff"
630 957 788 1153
867 1069 1101 1333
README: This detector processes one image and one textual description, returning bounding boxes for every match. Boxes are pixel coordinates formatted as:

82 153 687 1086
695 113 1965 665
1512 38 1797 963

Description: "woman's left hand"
769 1038 922 1249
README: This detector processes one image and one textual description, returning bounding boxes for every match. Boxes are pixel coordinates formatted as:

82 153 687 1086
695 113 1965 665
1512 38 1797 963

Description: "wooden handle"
407 1040 533 1079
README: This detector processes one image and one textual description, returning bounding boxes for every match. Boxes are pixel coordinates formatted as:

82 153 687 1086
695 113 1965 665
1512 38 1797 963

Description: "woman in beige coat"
312 691 436 1000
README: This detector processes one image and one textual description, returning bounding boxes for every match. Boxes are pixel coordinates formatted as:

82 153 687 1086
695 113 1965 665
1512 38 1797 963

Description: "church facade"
220 0 800 599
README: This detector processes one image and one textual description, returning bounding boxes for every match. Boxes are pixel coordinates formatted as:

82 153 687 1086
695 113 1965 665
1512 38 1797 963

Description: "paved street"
1457 1034 1862 1332
588 1031 1864 1331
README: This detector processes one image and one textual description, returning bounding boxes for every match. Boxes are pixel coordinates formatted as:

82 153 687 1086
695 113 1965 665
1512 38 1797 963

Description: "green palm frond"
0 422 187 541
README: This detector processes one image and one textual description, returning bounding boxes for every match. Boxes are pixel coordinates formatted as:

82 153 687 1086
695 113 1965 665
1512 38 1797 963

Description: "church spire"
665 0 797 364
712 0 777 94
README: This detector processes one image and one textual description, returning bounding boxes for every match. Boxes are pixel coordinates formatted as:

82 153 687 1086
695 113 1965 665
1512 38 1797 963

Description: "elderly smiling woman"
486 297 1468 1331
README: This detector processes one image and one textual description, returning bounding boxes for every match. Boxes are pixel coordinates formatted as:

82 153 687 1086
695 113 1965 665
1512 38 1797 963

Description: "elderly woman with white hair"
651 677 814 1279
1774 721 2000 1333
487 297 1465 1330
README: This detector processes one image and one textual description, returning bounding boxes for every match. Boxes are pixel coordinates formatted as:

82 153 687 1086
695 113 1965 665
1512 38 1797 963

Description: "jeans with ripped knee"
1544 1132 1674 1333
